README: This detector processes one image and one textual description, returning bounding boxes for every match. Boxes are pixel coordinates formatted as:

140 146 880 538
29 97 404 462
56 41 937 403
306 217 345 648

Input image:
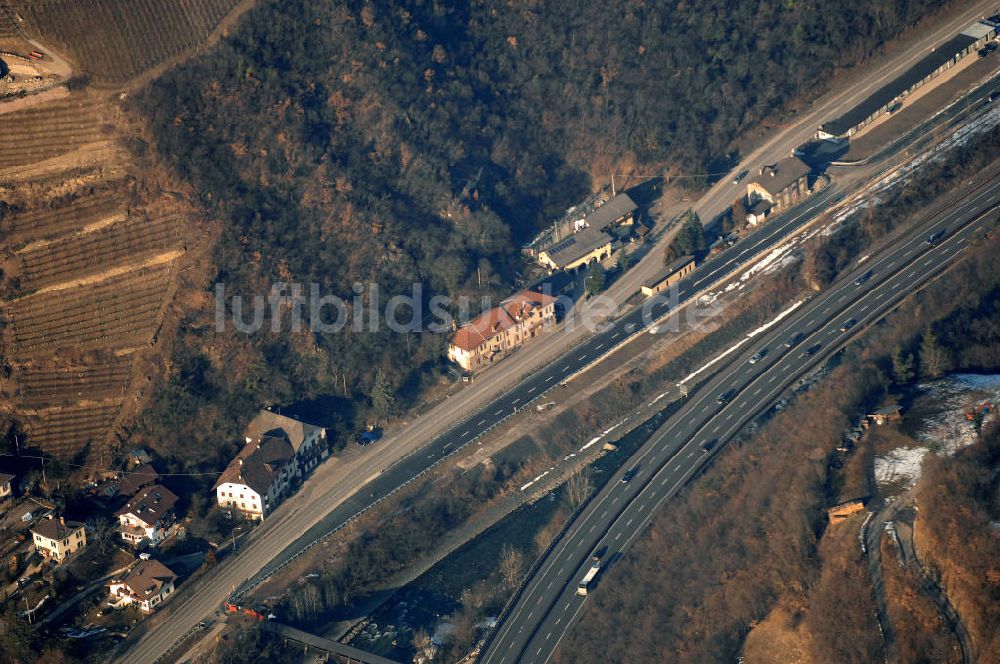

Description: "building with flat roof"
641 255 696 296
817 20 998 140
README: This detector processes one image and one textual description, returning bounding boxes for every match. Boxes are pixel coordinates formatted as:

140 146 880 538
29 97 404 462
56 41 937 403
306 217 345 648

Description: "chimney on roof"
239 458 244 465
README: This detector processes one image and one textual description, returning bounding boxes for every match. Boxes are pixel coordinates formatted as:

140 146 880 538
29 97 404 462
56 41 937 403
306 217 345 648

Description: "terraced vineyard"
16 0 242 82
0 93 110 169
17 358 132 406
0 185 125 242
5 263 173 356
0 0 211 462
16 212 182 290
26 401 121 458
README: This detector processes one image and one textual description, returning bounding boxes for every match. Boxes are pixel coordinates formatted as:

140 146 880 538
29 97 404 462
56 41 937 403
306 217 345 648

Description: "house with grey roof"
213 408 327 520
746 157 811 216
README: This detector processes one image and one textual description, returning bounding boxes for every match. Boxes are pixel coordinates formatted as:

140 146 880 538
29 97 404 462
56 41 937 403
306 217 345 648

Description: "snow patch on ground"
874 373 1000 489
874 447 929 486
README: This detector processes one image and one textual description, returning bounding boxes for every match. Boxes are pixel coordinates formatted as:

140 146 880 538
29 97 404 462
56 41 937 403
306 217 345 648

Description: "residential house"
746 157 811 216
32 516 86 562
108 559 177 613
641 255 696 296
213 409 330 520
117 463 159 497
448 289 559 373
243 408 329 473
214 434 296 520
116 484 179 547
0 472 13 502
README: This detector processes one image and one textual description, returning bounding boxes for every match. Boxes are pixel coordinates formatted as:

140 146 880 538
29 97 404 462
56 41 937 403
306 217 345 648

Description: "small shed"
868 404 902 426
827 500 866 522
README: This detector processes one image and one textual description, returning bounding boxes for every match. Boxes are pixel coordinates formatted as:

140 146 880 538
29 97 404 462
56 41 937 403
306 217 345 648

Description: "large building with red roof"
447 289 558 373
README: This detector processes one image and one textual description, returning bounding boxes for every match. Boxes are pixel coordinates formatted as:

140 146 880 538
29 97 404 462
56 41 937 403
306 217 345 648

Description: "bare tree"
87 515 114 553
499 544 524 591
565 468 592 510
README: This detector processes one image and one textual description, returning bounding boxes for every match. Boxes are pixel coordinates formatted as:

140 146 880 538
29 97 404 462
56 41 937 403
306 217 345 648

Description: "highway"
478 177 1000 664
118 4 1000 661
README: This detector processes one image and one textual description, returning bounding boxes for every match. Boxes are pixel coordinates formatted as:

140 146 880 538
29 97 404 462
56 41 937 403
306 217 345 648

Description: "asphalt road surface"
478 178 1000 664
118 4 998 661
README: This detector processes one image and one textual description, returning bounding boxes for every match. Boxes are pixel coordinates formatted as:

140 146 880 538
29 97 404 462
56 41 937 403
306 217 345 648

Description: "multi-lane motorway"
233 186 843 593
120 4 1000 661
478 177 1000 664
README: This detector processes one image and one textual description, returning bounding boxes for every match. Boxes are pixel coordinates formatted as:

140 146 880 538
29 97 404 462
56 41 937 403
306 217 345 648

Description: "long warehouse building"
817 17 999 140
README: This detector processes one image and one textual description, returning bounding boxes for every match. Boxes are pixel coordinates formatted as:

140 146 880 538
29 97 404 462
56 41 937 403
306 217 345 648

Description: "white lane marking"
546 376 554 382
495 409 504 416
595 343 604 350
462 430 469 436
612 332 620 339
478 419 486 426
528 387 536 394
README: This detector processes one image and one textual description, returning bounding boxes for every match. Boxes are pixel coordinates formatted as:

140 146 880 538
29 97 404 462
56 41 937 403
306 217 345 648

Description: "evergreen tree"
585 261 606 295
665 210 707 263
891 347 915 385
371 368 397 422
919 326 951 379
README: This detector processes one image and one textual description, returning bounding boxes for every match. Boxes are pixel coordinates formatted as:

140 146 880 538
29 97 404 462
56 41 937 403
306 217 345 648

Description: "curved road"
479 179 1000 664
119 3 998 661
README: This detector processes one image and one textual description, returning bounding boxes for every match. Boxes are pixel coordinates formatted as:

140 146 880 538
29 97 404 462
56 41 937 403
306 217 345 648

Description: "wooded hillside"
134 0 949 458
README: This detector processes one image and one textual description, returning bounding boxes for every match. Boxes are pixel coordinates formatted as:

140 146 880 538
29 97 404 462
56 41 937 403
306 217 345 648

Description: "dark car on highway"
700 438 718 452
749 348 768 364
621 467 639 484
854 269 874 286
732 169 749 185
804 343 822 357
840 318 857 332
926 229 946 245
716 389 737 405
785 332 804 347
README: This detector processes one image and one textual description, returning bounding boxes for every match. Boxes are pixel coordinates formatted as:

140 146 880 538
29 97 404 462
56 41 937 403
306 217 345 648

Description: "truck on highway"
577 561 601 596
